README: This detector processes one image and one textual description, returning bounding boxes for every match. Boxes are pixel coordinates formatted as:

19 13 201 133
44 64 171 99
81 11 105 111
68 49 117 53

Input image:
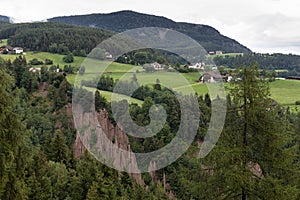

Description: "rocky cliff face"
73 106 144 185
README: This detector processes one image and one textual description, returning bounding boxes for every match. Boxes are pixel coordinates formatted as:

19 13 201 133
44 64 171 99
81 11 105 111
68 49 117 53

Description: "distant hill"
48 10 251 53
0 15 10 24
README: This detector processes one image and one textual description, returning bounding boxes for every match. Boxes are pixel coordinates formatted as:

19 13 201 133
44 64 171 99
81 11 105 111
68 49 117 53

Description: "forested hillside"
0 22 113 56
213 53 300 76
48 10 251 53
0 54 299 199
0 15 10 23
0 56 170 199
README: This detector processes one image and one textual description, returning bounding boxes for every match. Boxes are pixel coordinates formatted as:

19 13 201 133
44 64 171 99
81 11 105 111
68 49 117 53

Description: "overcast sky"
2 0 300 54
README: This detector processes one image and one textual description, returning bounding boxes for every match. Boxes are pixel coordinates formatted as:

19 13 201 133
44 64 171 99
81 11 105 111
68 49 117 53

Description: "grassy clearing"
82 86 143 105
0 51 86 68
209 53 244 59
5 50 296 108
99 90 143 105
269 80 300 107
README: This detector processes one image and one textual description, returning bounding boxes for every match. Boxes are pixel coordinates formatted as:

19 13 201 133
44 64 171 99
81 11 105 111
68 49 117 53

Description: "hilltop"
48 10 251 53
0 15 10 24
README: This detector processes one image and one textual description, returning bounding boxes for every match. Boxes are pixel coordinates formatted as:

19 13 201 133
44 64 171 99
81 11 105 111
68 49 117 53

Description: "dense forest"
0 54 299 199
214 53 300 76
0 22 113 56
48 10 251 54
0 56 171 199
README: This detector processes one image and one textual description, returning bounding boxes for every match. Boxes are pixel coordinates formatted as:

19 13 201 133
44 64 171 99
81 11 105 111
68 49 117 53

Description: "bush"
29 58 43 65
295 101 300 105
2 50 8 54
63 65 75 74
63 53 74 63
45 58 53 65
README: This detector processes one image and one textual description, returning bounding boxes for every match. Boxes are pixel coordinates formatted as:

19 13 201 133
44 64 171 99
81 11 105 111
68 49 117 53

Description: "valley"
0 9 300 199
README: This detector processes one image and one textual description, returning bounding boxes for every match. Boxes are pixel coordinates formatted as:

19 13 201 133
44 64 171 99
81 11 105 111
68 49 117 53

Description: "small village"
0 39 24 54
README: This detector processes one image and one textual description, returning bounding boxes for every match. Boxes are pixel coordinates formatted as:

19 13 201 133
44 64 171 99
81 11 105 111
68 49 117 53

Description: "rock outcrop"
73 106 144 185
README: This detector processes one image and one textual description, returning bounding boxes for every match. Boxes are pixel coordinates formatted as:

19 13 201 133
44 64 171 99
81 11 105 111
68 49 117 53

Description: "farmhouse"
0 46 24 54
216 51 223 55
0 45 13 53
199 71 223 83
151 62 163 70
13 47 23 54
105 52 113 59
188 62 205 70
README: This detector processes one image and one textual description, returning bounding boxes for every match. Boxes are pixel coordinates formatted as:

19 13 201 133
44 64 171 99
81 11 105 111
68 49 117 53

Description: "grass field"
82 86 143 105
209 53 244 59
1 50 298 109
72 76 300 110
0 51 86 68
269 80 300 107
99 90 143 105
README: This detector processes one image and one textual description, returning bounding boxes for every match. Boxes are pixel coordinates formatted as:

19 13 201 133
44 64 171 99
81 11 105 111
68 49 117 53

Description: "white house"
105 52 113 59
211 66 218 70
151 62 163 70
199 72 223 83
13 47 23 54
216 51 223 55
188 62 205 70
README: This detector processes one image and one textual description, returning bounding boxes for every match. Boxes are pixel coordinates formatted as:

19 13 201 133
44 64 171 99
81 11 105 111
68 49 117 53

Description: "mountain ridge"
0 15 10 23
48 10 251 53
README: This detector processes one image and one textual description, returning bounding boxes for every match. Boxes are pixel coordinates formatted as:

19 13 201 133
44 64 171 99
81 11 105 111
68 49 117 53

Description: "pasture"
269 80 300 108
0 51 85 68
1 50 298 109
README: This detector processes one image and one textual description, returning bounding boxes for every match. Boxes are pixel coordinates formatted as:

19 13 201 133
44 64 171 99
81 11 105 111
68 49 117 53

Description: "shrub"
63 53 74 63
29 58 43 65
45 58 53 65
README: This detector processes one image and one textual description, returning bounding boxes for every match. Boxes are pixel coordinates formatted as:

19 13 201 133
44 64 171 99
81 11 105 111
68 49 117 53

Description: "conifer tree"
202 65 299 199
0 69 28 199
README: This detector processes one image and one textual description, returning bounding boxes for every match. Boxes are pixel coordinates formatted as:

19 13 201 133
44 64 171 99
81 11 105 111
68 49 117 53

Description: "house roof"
1 45 13 51
202 71 222 78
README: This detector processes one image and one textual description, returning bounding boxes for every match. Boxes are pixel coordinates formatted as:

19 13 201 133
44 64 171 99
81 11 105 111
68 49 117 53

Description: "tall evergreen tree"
0 69 29 199
202 65 299 199
49 130 70 165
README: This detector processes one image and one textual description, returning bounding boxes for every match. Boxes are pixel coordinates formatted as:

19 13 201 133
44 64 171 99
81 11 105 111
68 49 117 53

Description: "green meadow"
1 51 299 109
69 71 300 111
209 53 244 59
82 86 143 105
0 51 85 68
269 80 300 108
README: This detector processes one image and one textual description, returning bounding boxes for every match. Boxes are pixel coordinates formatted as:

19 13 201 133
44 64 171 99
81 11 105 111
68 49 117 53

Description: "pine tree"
86 173 117 200
202 65 299 199
26 152 52 200
0 69 29 199
49 130 70 165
